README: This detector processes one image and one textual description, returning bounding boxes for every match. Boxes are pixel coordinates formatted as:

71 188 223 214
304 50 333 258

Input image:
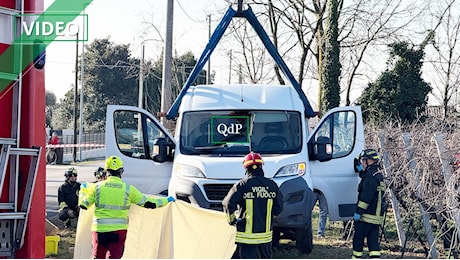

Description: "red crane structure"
0 0 46 257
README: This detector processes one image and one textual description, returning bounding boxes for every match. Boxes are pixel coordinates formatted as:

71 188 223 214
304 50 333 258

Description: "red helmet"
243 152 264 169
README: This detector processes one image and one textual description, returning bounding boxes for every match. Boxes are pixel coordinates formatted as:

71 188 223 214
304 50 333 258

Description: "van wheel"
295 225 313 254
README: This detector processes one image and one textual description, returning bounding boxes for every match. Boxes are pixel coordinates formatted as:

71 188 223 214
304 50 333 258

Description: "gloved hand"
167 196 175 203
230 218 242 225
144 201 157 209
354 157 363 172
353 213 361 221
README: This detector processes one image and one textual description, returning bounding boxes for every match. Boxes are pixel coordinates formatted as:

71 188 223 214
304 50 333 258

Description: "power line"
176 0 201 23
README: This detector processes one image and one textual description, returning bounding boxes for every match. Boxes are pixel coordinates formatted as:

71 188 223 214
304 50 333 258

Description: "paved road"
46 160 104 223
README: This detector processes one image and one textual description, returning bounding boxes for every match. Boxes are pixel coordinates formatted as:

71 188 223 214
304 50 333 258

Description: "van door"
307 106 364 221
105 105 175 195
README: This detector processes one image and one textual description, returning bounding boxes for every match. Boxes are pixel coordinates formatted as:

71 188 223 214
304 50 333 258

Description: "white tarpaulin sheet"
73 200 236 259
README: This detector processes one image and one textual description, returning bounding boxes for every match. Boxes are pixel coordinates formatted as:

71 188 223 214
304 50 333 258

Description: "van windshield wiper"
195 142 250 151
195 143 227 150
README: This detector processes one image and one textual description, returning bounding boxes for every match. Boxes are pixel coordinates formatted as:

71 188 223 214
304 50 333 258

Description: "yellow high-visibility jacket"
78 176 169 232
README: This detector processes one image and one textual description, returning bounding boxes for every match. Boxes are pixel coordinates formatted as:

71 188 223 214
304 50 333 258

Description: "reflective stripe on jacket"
78 176 168 232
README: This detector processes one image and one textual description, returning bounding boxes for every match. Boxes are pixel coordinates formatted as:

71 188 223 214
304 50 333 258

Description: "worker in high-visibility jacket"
79 155 175 259
352 149 386 259
223 152 283 259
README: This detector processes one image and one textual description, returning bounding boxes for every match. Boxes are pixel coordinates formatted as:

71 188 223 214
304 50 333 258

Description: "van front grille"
203 184 233 201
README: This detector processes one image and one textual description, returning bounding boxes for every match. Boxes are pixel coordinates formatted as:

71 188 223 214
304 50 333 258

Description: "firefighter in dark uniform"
223 152 284 259
58 167 81 228
93 167 107 182
352 149 385 258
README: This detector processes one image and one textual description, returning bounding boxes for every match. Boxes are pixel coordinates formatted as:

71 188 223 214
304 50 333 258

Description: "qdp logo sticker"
211 116 249 144
15 13 88 43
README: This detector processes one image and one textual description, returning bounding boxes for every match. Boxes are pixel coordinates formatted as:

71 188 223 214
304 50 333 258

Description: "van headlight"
174 163 205 178
273 163 305 178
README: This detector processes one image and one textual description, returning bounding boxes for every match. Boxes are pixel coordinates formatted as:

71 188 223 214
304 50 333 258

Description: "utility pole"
78 13 85 161
161 0 173 129
207 14 211 84
228 49 232 84
73 32 78 162
138 44 145 109
238 63 242 84
137 44 145 136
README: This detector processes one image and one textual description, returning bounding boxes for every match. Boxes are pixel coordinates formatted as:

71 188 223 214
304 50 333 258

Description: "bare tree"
339 0 429 106
260 0 326 89
240 0 429 108
228 19 272 84
426 0 460 119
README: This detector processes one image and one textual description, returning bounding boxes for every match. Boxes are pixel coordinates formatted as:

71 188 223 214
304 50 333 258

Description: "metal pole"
78 13 85 161
228 49 232 84
73 32 78 162
138 44 144 109
238 63 242 84
161 0 173 129
207 14 211 84
137 44 144 137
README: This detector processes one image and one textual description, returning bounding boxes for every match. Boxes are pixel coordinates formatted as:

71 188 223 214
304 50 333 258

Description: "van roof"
179 84 305 112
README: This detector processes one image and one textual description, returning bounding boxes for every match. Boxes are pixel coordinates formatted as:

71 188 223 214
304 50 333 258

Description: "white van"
105 84 363 252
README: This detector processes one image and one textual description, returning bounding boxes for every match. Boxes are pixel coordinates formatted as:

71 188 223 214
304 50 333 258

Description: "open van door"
307 106 364 221
105 105 175 195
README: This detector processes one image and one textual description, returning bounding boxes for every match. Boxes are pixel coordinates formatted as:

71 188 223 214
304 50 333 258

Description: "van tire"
295 224 313 254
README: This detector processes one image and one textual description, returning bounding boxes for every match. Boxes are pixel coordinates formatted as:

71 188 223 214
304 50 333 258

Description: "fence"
58 132 105 155
367 120 460 259
46 131 105 162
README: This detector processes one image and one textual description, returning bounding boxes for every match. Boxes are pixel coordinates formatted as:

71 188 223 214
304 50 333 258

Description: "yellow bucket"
45 235 60 256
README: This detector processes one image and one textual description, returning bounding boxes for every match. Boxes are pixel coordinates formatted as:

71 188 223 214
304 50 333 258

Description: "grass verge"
48 206 431 258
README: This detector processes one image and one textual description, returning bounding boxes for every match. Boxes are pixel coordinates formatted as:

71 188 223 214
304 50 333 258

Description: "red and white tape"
46 144 105 148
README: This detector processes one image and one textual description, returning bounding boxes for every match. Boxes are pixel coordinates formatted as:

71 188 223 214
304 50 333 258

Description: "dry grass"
47 207 430 259
272 207 427 259
45 217 77 259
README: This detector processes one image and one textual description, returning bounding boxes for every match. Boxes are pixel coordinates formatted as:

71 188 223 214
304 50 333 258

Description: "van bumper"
171 175 315 229
171 178 230 211
274 176 314 229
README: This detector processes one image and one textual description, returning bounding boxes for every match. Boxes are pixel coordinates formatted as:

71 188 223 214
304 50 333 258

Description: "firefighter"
78 155 175 259
352 149 385 258
223 152 284 259
93 167 107 182
58 167 81 228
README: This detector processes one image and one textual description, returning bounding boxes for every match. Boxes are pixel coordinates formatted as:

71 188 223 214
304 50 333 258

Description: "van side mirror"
151 138 174 163
309 136 333 162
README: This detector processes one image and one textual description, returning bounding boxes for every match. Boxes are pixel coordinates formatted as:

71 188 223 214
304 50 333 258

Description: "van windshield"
180 110 302 156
